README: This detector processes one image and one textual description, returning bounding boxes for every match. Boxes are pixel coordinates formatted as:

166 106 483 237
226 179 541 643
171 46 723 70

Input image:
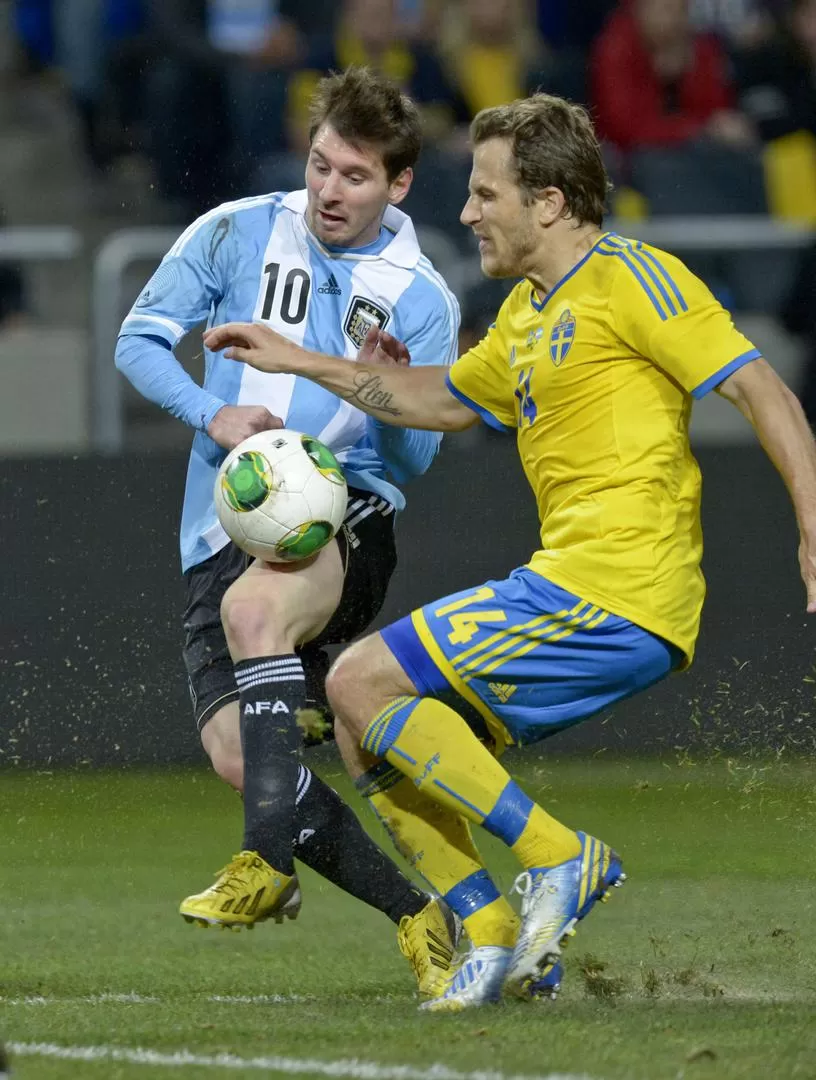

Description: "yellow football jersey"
447 233 761 665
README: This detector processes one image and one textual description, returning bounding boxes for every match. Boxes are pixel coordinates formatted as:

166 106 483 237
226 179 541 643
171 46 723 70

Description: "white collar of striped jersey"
282 189 421 269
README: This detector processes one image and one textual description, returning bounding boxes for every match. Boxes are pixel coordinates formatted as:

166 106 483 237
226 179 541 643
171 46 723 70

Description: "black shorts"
182 488 397 737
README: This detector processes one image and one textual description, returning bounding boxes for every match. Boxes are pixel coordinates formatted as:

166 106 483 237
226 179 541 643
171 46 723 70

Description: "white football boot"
419 945 512 1013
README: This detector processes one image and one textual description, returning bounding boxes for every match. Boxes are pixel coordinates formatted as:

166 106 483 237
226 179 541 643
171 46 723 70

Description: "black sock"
236 654 305 874
292 765 428 924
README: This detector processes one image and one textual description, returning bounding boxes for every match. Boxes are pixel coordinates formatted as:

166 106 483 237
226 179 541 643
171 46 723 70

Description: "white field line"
6 1043 596 1080
1 988 807 1008
0 993 304 1006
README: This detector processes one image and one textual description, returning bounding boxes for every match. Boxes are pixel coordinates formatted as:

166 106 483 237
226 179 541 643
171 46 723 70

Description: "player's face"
460 138 538 278
305 124 411 248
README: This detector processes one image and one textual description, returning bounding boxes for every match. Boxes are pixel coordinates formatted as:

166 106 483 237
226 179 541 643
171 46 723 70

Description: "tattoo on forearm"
346 371 401 416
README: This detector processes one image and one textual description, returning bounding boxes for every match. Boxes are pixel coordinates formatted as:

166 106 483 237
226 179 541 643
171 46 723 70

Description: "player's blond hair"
470 94 612 226
308 66 422 182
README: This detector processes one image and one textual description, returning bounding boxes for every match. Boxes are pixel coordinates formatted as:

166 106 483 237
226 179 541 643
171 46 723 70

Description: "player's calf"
200 704 245 791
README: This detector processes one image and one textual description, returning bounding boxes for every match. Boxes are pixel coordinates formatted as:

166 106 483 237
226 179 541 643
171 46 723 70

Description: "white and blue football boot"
505 831 625 996
419 945 513 1012
525 959 563 1001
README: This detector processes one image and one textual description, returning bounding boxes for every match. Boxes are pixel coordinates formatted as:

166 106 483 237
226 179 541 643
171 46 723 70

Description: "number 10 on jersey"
261 262 311 326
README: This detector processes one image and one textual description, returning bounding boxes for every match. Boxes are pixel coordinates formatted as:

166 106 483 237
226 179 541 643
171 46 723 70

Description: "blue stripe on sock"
378 698 421 754
362 696 422 756
443 869 501 919
390 745 418 767
481 780 534 846
432 778 488 817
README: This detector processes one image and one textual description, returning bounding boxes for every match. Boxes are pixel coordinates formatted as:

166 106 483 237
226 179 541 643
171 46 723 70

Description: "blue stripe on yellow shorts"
380 568 682 750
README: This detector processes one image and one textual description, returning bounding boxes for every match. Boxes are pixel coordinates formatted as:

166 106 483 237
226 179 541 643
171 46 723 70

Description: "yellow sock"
366 778 483 894
363 696 580 871
463 897 519 948
357 765 518 947
512 804 581 869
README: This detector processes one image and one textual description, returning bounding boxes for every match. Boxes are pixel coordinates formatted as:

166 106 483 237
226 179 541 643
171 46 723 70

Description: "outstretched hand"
357 324 411 367
204 321 411 375
203 322 295 373
206 403 284 450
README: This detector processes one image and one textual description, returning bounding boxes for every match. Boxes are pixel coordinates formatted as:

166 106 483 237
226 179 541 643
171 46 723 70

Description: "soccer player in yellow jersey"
203 94 816 1011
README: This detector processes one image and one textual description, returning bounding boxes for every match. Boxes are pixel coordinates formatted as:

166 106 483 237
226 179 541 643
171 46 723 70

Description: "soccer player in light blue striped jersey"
114 68 466 997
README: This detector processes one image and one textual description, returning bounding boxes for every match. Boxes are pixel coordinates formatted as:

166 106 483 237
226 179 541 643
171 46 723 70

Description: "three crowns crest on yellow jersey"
512 305 578 370
549 308 576 366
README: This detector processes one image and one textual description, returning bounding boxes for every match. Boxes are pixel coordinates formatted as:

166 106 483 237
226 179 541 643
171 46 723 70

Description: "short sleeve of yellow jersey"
446 303 516 431
608 243 761 397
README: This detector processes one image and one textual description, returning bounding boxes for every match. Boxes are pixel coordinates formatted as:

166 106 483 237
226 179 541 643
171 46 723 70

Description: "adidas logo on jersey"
318 273 342 295
488 682 517 704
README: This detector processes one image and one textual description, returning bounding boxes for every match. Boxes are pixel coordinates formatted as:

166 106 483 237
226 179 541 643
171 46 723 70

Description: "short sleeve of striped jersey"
446 313 516 432
607 240 761 398
119 211 230 346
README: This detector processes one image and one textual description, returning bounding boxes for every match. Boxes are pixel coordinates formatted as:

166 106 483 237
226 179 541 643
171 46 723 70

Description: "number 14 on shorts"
434 587 508 646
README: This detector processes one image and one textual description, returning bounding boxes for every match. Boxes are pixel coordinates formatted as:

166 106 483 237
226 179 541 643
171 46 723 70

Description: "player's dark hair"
308 66 422 181
470 94 612 226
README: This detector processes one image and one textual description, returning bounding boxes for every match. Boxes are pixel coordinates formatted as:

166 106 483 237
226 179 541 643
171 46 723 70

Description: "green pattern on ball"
275 521 334 560
301 435 345 485
221 451 273 512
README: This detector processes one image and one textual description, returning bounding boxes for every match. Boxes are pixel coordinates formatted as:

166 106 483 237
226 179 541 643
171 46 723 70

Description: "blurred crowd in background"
9 0 816 220
3 0 816 418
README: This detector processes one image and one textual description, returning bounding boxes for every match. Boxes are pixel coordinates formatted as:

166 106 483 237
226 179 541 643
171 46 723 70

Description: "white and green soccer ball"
214 429 348 563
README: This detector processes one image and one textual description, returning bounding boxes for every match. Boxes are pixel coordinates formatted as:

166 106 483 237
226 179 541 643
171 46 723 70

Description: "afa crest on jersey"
344 295 391 349
550 308 576 366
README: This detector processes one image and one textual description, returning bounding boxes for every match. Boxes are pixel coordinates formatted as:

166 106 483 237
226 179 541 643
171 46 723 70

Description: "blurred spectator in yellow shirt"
736 0 816 221
437 0 545 116
288 0 467 152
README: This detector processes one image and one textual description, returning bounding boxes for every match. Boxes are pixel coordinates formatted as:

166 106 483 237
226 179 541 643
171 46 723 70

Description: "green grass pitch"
2 756 814 1080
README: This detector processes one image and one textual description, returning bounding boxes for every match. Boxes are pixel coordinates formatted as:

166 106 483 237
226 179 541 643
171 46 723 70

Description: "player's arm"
115 214 281 450
203 322 478 432
114 333 224 431
716 358 816 611
357 328 441 481
364 285 462 480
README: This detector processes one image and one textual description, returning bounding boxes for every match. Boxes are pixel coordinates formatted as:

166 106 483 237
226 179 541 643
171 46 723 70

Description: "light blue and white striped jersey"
118 190 460 571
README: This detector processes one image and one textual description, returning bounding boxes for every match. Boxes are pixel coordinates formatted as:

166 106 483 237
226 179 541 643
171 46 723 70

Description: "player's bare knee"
220 587 263 645
326 640 377 730
220 583 285 655
325 658 357 724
